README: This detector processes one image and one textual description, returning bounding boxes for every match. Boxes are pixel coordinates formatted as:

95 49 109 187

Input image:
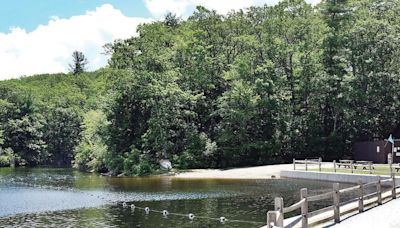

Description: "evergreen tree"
69 51 88 75
164 12 180 27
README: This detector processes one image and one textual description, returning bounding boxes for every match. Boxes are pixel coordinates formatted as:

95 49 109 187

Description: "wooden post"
293 158 296 170
333 160 336 173
318 157 322 172
267 211 277 228
369 162 372 174
305 159 308 171
300 188 308 228
377 176 382 205
358 180 364 213
390 160 393 178
275 197 284 227
351 161 354 173
392 176 397 199
333 183 340 223
390 147 393 177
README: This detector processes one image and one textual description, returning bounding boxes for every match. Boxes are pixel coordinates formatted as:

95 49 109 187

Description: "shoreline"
171 164 293 179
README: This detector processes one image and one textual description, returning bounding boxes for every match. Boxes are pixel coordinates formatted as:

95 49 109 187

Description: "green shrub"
137 159 152 176
0 147 18 167
73 110 108 172
122 148 154 176
0 156 10 167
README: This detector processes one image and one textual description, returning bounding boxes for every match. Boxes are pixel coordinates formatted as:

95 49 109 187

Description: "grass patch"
307 166 400 176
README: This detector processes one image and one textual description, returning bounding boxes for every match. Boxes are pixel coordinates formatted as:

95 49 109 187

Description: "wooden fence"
293 158 322 172
293 158 395 176
266 176 398 228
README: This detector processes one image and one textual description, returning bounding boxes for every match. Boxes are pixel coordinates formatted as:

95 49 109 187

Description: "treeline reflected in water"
0 168 355 227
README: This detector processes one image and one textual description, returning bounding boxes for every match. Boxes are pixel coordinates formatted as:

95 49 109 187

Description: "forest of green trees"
0 0 399 175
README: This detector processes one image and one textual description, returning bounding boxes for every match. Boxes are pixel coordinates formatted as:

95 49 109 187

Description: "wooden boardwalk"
281 189 398 227
331 193 400 227
263 175 399 228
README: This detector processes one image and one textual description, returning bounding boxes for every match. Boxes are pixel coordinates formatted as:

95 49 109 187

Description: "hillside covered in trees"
0 0 399 175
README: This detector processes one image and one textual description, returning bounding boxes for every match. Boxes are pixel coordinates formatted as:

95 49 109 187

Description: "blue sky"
0 0 151 32
0 0 320 80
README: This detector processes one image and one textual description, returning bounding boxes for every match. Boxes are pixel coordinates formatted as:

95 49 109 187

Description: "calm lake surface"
0 167 353 227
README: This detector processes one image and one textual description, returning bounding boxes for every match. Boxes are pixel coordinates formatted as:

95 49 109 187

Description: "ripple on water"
0 168 350 228
0 183 238 218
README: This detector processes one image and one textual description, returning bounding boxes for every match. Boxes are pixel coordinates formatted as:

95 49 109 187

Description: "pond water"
0 167 354 227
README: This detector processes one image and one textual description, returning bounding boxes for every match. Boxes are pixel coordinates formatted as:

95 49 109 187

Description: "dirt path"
174 164 293 179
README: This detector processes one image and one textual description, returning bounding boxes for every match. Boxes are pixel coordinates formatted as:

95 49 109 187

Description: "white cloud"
144 0 254 17
143 0 192 17
144 0 321 18
0 1 323 80
0 4 152 80
196 0 255 14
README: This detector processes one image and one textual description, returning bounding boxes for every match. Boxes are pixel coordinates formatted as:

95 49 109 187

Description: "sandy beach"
173 164 293 179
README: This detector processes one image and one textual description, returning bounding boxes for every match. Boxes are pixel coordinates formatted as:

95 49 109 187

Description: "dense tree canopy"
0 72 107 166
0 0 399 175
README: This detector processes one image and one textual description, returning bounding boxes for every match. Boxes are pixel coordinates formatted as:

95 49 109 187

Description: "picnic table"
354 161 374 170
395 164 400 172
338 160 353 168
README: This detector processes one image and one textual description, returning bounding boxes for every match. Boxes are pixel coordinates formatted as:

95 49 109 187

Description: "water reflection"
0 167 355 227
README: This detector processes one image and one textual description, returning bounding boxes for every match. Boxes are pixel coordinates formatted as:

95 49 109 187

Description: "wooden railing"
293 158 322 172
293 158 396 176
266 176 398 228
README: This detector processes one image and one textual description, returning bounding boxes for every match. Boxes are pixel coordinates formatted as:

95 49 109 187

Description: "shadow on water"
0 167 356 227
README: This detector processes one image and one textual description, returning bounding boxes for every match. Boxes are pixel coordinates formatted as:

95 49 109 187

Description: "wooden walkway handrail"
364 181 379 188
381 178 393 183
281 158 399 227
283 198 305 213
363 191 378 199
339 185 360 194
266 176 399 228
267 211 277 228
308 191 333 202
